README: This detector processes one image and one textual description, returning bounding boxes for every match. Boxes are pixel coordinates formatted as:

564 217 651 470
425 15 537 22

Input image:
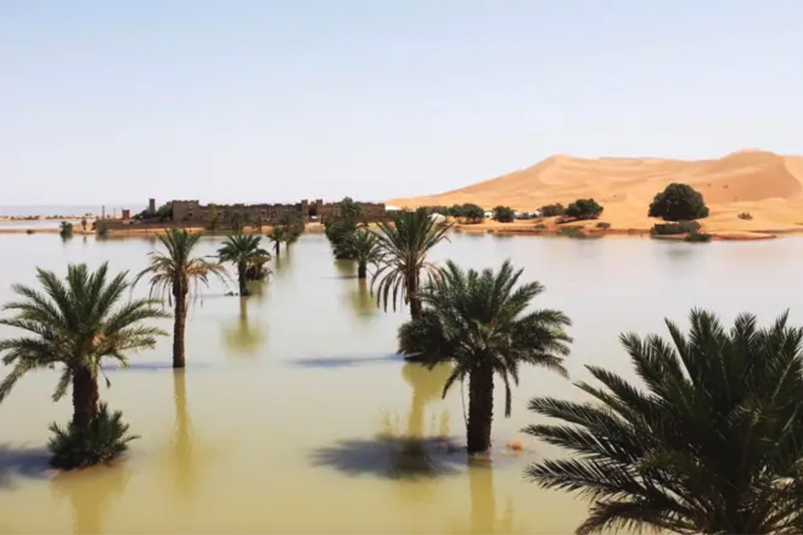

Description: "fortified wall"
171 198 386 228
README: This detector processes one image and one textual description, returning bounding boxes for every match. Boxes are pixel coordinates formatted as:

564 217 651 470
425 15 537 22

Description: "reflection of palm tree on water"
463 457 516 535
394 363 516 534
50 463 130 535
346 278 376 319
171 369 195 497
377 363 453 478
222 297 267 357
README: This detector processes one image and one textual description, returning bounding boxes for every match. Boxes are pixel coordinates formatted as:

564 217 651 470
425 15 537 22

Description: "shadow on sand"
291 353 404 369
0 444 51 488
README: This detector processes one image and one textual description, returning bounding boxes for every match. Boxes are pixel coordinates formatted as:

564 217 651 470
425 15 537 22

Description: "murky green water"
1 231 801 534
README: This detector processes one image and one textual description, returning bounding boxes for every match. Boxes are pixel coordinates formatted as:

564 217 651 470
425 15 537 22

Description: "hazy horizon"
3 0 802 205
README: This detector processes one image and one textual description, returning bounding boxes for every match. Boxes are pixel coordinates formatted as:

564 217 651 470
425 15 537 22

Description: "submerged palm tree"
0 263 168 467
372 209 451 319
524 309 803 535
398 259 572 454
217 233 270 296
266 226 287 258
342 228 381 279
135 229 228 368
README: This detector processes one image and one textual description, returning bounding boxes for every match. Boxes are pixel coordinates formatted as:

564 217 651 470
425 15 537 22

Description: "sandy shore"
448 218 780 241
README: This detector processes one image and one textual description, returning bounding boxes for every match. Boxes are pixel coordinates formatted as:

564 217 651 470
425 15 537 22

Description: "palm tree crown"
342 228 381 279
372 209 451 318
398 259 572 453
217 233 270 296
135 229 228 368
0 263 168 421
524 309 803 535
266 226 288 258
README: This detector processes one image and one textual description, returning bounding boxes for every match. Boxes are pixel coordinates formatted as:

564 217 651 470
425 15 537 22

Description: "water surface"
1 232 802 534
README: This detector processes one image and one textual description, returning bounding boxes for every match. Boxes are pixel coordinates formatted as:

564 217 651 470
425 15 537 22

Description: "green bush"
47 403 139 470
595 221 611 229
652 221 702 236
59 221 73 238
738 212 753 220
539 203 566 217
448 203 484 223
533 223 548 230
684 231 713 243
492 206 516 223
565 198 604 220
558 226 583 237
648 183 709 221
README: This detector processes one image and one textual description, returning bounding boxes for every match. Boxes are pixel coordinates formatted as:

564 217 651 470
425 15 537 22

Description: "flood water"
1 231 803 534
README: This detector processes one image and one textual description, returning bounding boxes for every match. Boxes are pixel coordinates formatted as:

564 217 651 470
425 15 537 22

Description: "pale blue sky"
2 1 802 206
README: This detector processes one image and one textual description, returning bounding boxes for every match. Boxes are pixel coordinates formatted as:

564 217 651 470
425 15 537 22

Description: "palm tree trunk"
238 261 248 296
407 271 422 319
274 241 281 258
467 365 494 454
358 261 367 279
173 295 187 369
71 365 100 428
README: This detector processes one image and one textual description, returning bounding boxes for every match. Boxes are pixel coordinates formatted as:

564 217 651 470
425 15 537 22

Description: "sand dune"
388 150 803 233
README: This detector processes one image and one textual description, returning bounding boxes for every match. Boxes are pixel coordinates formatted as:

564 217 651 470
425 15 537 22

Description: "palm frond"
523 309 803 535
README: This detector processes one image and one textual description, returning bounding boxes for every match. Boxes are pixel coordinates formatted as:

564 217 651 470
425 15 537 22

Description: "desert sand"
388 149 803 236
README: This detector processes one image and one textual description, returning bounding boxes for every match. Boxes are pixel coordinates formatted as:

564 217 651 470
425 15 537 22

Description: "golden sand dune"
388 150 803 233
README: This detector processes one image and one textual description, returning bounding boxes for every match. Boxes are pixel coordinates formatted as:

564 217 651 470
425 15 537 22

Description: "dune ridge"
388 150 803 233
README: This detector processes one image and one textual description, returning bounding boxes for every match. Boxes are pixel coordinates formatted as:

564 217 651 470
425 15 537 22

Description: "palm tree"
372 209 451 319
398 260 572 454
0 263 168 466
524 309 803 535
342 228 381 279
217 233 270 296
267 226 287 258
135 229 228 368
0 262 167 426
80 218 87 233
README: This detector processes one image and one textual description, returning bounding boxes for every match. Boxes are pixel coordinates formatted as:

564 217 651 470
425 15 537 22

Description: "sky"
2 0 802 206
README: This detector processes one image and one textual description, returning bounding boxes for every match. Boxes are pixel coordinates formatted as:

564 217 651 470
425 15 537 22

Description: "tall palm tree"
372 209 451 319
342 228 381 279
266 226 287 258
135 229 228 369
217 233 270 296
524 309 803 535
0 262 167 433
398 260 572 454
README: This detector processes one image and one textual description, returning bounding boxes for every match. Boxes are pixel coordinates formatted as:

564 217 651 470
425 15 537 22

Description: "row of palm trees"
0 227 288 468
4 208 803 533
